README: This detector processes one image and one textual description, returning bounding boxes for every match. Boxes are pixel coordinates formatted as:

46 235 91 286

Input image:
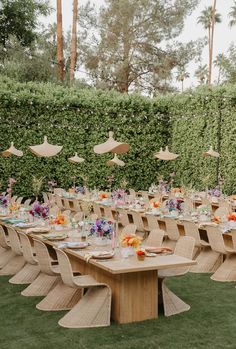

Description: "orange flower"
228 213 236 221
212 215 221 224
172 187 181 193
99 192 108 200
150 199 160 208
53 214 69 225
121 234 142 248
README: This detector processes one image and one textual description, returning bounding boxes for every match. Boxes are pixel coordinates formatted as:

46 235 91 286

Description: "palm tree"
214 53 227 84
176 67 190 92
197 3 221 85
70 0 78 82
195 64 208 85
229 1 236 27
56 0 64 81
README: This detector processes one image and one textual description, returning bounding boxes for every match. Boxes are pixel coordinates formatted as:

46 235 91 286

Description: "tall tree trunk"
208 26 211 84
56 0 64 81
209 0 217 85
70 0 78 82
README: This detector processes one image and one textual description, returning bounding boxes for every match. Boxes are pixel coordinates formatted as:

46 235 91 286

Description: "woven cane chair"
103 206 115 222
118 209 130 227
130 211 148 233
32 239 81 310
55 248 111 328
93 203 102 218
214 207 230 220
218 199 231 211
55 195 64 210
73 212 84 223
9 231 41 285
72 199 81 212
163 218 180 248
158 236 195 316
43 192 49 204
183 221 222 273
0 225 25 276
146 215 160 231
144 229 165 247
206 226 236 282
0 225 15 268
23 198 32 207
123 224 137 235
49 205 60 218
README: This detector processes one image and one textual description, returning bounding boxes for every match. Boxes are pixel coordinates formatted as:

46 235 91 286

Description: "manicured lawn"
0 273 236 349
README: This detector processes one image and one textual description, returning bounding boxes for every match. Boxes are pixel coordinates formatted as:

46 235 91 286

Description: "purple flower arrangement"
0 194 10 208
111 189 126 204
75 186 86 195
208 187 221 198
90 219 113 238
166 198 183 212
29 201 49 219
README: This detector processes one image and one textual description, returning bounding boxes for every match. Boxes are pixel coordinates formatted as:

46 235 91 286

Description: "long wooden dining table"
15 227 196 324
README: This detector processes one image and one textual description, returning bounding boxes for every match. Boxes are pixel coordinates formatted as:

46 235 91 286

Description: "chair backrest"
63 209 71 217
54 248 76 288
49 205 60 217
140 191 149 201
103 206 114 220
63 198 71 210
131 211 145 231
93 203 102 218
72 199 81 212
16 196 23 204
231 229 236 252
184 198 194 211
214 207 230 219
201 197 211 206
118 209 130 227
33 239 57 275
18 231 37 264
10 195 17 203
183 221 201 247
146 215 160 231
154 193 162 201
174 236 195 259
54 188 64 195
218 198 231 210
55 195 64 209
173 236 195 274
164 218 180 241
145 229 165 247
23 198 32 207
123 224 137 235
0 225 10 249
6 226 22 255
73 211 84 222
129 188 136 197
206 226 227 254
43 192 49 204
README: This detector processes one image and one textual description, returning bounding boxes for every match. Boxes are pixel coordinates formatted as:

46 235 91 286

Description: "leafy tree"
176 67 189 92
229 1 236 28
78 0 204 94
197 4 221 85
0 0 51 47
194 64 208 84
214 44 236 84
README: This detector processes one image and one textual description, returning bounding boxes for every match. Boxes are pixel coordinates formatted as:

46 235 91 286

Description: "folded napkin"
58 241 88 249
41 233 67 240
14 222 39 228
26 227 51 234
84 250 113 262
5 218 25 224
198 222 218 228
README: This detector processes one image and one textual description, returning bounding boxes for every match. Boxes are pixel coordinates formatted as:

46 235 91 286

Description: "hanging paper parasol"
203 146 220 158
154 146 179 161
29 136 63 157
68 152 85 164
2 142 23 157
107 153 125 167
94 131 130 154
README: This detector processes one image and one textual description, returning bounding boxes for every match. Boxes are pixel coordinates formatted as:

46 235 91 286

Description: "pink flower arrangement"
29 202 49 219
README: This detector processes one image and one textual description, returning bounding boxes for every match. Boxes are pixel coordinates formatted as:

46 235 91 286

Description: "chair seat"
51 265 60 274
200 239 210 247
159 268 186 278
73 275 101 287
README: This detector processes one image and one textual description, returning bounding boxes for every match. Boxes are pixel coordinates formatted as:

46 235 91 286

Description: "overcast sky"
45 0 236 90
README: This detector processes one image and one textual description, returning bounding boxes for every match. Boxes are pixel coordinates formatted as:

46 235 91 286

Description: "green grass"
0 274 236 349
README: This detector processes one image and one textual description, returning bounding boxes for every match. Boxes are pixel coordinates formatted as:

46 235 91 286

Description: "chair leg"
160 279 190 317
190 249 222 273
21 274 60 297
0 255 25 276
0 249 15 269
211 254 236 282
58 286 111 328
9 263 40 284
36 280 82 311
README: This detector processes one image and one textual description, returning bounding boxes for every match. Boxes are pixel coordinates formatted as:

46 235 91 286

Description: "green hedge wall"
1 76 236 196
0 76 172 196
